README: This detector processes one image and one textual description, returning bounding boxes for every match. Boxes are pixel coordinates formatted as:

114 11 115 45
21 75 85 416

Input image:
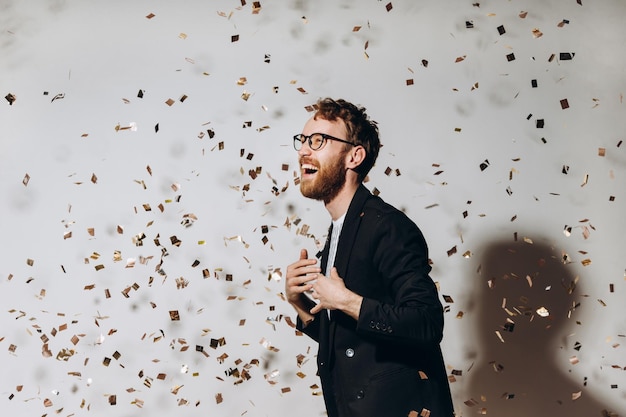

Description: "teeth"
301 164 318 173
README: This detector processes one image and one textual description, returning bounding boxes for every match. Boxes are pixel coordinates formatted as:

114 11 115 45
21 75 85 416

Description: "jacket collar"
330 184 372 280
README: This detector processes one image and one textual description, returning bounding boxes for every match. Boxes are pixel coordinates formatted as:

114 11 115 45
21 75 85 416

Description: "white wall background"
1 1 624 416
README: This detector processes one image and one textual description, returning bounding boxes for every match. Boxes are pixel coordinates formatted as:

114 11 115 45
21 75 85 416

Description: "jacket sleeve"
354 210 444 346
296 311 321 342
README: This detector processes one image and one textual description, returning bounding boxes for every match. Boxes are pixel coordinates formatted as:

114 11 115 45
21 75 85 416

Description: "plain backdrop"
1 1 625 416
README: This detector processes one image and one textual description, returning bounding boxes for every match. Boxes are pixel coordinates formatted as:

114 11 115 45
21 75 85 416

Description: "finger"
290 257 318 270
299 248 308 260
287 261 319 280
310 303 322 315
291 283 313 294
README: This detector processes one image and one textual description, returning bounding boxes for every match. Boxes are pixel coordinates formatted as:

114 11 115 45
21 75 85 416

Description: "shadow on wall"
464 238 619 417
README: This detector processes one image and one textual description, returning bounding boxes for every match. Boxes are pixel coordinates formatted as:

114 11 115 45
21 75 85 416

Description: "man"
285 98 455 417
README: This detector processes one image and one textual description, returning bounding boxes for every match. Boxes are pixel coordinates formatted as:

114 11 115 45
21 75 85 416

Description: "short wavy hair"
314 97 380 181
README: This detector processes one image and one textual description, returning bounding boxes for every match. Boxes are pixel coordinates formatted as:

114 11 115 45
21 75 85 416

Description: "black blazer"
298 185 454 417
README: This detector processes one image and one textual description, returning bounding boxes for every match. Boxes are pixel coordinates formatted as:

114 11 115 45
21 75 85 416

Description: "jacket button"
369 320 375 329
356 390 365 399
345 348 355 358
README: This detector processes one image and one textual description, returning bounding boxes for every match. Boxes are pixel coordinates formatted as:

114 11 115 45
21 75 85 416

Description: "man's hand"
310 267 363 320
285 249 320 324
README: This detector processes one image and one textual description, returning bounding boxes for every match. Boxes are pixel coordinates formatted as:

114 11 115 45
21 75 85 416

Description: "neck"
324 181 360 221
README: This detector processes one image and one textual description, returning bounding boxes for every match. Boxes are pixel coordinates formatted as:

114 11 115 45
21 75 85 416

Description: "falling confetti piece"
536 306 550 317
5 93 16 105
51 93 65 102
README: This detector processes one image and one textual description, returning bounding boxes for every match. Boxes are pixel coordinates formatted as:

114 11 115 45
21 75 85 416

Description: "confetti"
51 93 65 102
5 93 16 105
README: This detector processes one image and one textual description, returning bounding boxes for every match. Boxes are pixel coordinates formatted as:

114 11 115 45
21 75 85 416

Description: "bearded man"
285 98 455 417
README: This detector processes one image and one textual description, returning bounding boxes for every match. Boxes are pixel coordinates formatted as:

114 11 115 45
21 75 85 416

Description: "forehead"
302 116 347 137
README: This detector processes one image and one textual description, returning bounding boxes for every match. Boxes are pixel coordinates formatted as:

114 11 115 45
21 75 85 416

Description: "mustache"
299 157 319 167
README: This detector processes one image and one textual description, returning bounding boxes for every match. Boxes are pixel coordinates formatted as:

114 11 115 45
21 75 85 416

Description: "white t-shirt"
325 213 345 276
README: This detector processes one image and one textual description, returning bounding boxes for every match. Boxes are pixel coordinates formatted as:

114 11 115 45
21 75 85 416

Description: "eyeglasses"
293 133 356 151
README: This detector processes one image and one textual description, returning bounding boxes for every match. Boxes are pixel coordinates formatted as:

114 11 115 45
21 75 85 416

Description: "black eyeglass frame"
293 133 357 151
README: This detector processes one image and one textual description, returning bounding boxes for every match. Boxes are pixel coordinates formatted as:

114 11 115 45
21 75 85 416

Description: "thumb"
299 248 308 260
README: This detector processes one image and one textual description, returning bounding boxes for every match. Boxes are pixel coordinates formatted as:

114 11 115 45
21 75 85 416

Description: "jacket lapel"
332 185 371 283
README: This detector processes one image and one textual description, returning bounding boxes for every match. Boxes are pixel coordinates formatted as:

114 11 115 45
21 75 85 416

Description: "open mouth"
301 163 318 176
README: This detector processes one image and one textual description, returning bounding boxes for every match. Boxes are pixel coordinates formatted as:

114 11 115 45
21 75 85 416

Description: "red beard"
299 153 347 203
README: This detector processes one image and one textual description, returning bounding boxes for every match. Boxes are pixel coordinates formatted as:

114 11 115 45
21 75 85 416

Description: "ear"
344 145 366 171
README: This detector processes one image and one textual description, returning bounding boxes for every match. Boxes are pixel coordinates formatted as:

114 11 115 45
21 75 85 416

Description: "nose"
297 140 311 157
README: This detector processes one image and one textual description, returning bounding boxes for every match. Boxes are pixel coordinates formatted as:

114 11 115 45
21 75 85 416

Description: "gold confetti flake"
536 306 549 317
146 13 155 19
5 93 16 105
22 173 30 186
464 398 479 406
